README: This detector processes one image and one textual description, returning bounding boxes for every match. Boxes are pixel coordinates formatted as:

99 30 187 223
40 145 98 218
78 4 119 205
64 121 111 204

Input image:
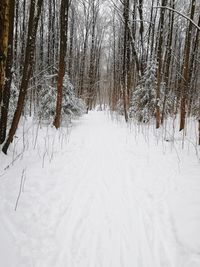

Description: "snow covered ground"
0 111 200 267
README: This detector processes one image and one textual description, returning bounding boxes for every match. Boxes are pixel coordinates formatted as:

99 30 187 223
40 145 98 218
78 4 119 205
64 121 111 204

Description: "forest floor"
0 111 200 267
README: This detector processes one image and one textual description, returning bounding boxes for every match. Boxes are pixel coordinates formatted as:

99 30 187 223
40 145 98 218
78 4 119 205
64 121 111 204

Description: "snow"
0 111 200 267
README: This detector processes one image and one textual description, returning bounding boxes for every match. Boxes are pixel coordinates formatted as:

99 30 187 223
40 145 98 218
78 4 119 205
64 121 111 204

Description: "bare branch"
153 6 200 31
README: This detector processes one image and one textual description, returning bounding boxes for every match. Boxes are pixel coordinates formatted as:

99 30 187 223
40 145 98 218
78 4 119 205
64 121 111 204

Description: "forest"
0 0 199 152
0 0 200 267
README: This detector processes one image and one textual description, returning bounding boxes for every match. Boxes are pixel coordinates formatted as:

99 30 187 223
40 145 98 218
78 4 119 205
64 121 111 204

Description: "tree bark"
161 0 175 124
2 0 44 154
53 0 69 129
68 5 75 78
179 0 196 131
88 0 98 110
0 0 15 144
155 0 167 129
122 0 129 122
0 0 9 104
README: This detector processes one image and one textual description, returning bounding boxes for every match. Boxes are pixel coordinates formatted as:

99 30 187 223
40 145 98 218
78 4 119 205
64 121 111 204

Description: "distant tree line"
108 0 199 137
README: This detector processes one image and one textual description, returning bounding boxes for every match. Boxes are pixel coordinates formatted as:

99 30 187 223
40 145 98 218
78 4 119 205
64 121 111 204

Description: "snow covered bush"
129 59 157 123
160 82 174 118
129 59 173 123
190 91 200 118
8 79 19 122
62 75 86 116
39 73 86 123
116 99 125 115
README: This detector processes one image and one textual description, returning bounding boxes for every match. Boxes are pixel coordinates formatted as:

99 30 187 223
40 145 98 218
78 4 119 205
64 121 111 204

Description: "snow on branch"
153 6 200 31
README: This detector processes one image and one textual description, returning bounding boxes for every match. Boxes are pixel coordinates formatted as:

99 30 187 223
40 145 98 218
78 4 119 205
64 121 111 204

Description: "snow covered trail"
39 111 177 267
0 111 200 267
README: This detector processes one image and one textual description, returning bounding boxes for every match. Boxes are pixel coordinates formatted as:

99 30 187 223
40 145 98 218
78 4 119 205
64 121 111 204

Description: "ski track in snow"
39 112 177 267
0 111 200 267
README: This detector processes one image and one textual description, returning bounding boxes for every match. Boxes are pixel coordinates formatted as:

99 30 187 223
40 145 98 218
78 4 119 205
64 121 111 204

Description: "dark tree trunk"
68 5 75 78
161 0 175 124
2 0 44 154
88 1 98 110
53 0 70 129
0 0 15 144
179 0 196 131
0 0 9 104
122 0 129 122
155 0 167 129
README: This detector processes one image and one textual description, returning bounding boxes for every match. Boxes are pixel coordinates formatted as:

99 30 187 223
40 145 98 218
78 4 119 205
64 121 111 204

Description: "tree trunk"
122 0 129 122
199 119 200 145
187 14 200 116
53 0 69 129
138 0 144 74
68 5 75 78
14 0 18 68
179 0 196 131
155 0 167 129
161 0 175 124
88 0 98 110
0 0 9 104
2 0 44 154
0 0 15 144
19 0 26 77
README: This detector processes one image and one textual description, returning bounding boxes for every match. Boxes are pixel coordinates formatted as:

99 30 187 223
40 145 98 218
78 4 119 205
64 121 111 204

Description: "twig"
15 169 26 211
33 121 40 149
42 150 47 168
4 152 23 170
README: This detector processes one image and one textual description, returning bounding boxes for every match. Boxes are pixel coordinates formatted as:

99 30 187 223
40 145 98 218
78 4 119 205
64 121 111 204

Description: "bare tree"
0 0 9 104
155 0 167 129
122 0 130 122
2 0 44 154
179 0 196 131
53 0 70 129
0 0 15 144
